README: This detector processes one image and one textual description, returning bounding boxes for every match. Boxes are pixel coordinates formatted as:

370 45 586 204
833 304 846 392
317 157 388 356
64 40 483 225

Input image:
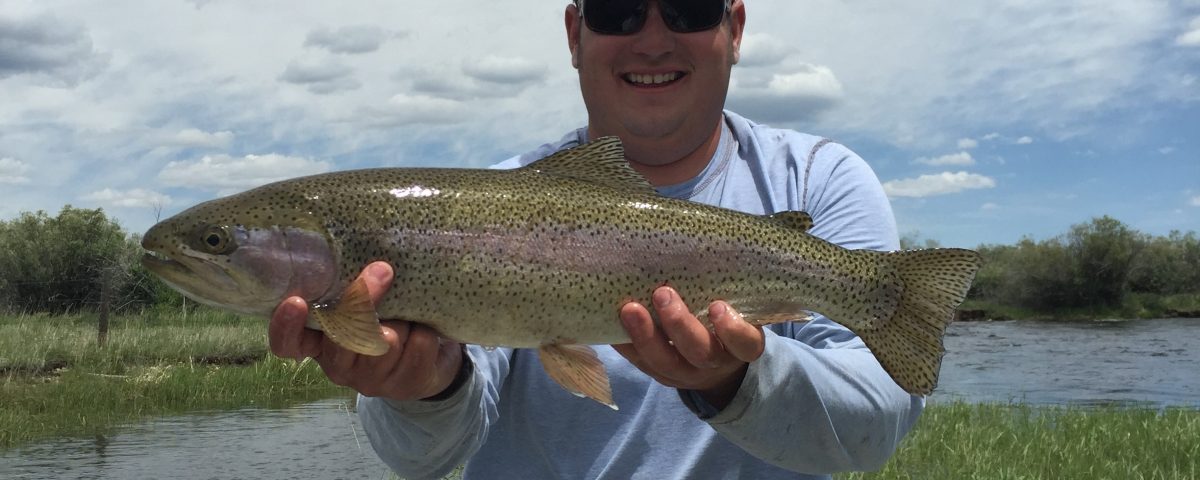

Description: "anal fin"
538 344 617 410
309 277 389 356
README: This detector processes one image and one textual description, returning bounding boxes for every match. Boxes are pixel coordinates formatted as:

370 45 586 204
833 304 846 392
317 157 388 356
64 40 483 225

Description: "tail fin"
858 248 982 395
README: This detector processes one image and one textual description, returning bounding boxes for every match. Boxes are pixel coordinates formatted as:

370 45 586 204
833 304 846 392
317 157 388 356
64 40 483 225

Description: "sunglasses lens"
584 0 648 35
583 0 726 35
660 0 727 33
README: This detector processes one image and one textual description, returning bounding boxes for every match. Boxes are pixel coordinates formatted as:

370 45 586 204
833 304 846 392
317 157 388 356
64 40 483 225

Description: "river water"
2 318 1197 479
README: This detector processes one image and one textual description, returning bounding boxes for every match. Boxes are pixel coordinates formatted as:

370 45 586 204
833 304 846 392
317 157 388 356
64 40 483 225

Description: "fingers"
709 301 765 363
615 286 766 397
384 324 454 396
616 300 687 377
269 296 322 360
616 287 732 384
654 288 723 369
270 261 392 362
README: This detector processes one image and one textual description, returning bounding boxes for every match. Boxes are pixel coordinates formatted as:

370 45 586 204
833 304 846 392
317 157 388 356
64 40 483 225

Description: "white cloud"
728 63 844 123
159 128 234 149
958 138 979 149
982 133 1001 141
462 55 546 84
304 25 392 54
883 171 997 198
1016 136 1034 145
357 94 471 127
1191 196 1200 207
82 188 171 209
1177 17 1200 46
158 154 331 192
914 152 975 166
1158 146 1175 155
981 202 999 210
738 33 793 67
0 157 32 184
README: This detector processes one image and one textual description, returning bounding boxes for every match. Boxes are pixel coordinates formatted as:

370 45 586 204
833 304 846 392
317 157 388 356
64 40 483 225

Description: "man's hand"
614 286 766 410
268 261 464 402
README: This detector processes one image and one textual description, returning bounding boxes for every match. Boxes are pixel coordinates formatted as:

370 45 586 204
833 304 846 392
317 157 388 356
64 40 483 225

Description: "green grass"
838 402 1200 480
0 311 350 448
1 310 266 376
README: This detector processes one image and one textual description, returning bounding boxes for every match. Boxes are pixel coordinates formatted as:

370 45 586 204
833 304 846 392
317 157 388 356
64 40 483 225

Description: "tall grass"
1 310 265 375
838 402 1200 480
0 312 350 448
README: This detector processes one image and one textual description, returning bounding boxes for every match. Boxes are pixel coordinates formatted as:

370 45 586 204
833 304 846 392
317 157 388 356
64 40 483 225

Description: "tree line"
903 216 1200 315
1 206 1197 317
967 216 1200 314
0 206 180 314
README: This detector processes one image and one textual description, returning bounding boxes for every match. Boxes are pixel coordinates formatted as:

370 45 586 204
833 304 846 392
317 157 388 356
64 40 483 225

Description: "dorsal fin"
769 211 814 232
520 137 656 195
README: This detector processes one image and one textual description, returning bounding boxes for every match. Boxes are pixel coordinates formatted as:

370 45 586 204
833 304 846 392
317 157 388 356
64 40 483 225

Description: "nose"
630 1 675 59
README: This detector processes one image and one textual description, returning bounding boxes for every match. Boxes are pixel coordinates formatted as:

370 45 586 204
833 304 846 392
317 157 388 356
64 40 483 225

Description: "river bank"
0 312 349 448
3 313 1199 479
958 292 1200 322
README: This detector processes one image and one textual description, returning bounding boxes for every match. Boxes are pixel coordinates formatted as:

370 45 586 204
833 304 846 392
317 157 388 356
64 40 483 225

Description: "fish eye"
198 226 236 254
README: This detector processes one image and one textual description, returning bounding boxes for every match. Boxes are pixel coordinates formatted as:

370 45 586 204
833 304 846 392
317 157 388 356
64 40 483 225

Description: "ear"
566 3 583 69
729 0 746 65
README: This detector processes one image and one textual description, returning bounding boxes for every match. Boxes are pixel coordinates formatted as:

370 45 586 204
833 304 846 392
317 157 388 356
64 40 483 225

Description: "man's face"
566 0 745 163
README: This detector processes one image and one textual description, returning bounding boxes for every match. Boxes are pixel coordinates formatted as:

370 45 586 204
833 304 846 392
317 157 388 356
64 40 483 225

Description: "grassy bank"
960 292 1200 321
0 311 350 448
838 402 1200 480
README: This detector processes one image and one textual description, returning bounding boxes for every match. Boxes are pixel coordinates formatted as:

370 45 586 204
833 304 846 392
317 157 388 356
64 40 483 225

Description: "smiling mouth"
623 72 684 87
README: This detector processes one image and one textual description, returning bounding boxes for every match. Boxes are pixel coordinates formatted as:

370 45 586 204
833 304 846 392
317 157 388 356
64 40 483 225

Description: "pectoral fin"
538 344 617 410
309 277 389 356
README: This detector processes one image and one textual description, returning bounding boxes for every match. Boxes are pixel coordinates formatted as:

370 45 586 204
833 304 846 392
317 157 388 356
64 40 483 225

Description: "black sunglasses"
577 0 731 36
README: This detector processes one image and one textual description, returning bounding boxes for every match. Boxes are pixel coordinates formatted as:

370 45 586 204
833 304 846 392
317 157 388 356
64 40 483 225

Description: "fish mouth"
141 248 205 282
141 250 182 273
140 246 247 311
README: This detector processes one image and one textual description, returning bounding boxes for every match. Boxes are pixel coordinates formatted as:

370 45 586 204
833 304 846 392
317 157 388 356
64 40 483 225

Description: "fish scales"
141 137 982 404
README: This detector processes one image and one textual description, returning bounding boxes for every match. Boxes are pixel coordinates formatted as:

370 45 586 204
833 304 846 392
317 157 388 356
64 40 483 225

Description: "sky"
1 0 1198 248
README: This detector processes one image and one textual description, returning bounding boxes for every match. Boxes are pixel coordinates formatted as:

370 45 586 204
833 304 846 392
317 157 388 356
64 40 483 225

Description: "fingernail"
710 302 727 319
283 297 305 318
367 262 390 282
619 308 638 330
653 288 672 309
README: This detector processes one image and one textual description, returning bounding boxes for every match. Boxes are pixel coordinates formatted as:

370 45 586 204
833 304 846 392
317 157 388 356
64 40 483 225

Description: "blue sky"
1 0 1197 248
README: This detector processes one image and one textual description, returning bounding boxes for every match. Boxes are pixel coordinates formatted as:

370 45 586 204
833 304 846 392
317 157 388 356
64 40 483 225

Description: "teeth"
626 72 680 85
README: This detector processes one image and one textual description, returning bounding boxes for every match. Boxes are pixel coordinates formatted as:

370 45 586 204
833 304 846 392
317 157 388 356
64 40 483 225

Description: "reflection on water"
0 399 390 480
2 318 1197 478
934 317 1200 407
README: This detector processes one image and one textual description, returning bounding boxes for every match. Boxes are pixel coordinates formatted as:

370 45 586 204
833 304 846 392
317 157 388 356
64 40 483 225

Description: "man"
269 1 921 478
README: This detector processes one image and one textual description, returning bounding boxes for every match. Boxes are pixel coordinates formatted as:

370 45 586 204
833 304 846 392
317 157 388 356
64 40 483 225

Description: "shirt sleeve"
679 143 924 474
356 346 512 480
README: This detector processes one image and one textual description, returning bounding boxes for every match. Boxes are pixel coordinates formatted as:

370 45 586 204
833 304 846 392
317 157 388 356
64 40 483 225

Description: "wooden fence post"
98 275 110 347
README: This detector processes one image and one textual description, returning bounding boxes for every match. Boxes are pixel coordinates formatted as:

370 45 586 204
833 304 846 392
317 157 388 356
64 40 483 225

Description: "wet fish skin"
142 137 982 407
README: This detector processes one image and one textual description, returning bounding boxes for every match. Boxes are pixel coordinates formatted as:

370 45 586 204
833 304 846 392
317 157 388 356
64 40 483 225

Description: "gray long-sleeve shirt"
358 111 922 479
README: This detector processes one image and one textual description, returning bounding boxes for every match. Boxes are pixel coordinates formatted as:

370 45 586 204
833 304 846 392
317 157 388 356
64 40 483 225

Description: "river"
2 318 1197 479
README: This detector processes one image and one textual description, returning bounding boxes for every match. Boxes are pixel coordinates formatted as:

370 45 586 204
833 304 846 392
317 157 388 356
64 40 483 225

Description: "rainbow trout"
142 138 981 408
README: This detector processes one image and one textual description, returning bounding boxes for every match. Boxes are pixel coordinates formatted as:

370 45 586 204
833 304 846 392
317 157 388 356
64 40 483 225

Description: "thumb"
360 261 395 307
709 302 765 363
